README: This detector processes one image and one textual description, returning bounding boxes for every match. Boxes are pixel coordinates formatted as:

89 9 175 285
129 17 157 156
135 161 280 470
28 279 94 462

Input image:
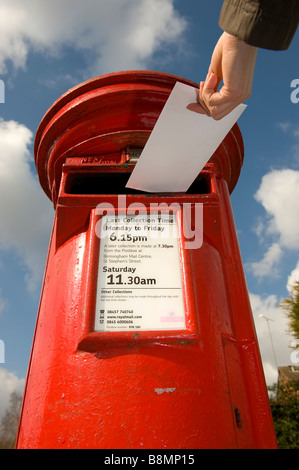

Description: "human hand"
188 32 258 120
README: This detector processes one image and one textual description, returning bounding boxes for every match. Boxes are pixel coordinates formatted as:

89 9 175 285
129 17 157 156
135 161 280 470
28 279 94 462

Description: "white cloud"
0 368 24 420
287 260 299 293
254 169 299 250
0 0 188 76
249 123 299 279
249 242 283 279
0 118 53 292
249 292 292 385
249 122 299 280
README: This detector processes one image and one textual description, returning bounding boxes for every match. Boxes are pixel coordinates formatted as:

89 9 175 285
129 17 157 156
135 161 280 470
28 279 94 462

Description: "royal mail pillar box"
16 71 277 449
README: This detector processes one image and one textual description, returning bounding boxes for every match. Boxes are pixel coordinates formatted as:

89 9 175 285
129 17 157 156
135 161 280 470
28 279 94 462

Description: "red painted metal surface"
16 71 277 449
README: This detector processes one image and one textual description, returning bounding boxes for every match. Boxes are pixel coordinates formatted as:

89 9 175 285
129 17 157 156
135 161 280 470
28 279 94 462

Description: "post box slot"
65 172 211 195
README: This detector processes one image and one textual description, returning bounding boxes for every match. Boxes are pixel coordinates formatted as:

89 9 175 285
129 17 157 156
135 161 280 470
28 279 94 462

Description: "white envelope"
126 81 246 193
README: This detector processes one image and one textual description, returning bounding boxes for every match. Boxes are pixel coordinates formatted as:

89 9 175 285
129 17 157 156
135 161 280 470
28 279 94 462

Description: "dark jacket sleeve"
219 0 299 50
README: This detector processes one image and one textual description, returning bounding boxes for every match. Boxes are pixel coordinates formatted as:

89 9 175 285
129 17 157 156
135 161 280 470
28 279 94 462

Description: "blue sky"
0 0 298 418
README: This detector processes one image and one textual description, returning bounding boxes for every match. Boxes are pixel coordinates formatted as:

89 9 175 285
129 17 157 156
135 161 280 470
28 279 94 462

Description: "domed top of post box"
34 70 244 204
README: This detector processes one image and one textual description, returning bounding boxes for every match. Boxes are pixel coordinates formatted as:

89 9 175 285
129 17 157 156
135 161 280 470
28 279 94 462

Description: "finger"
207 85 246 118
201 93 241 120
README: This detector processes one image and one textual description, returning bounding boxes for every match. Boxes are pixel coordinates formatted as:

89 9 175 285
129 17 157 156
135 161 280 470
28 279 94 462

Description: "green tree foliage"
269 380 299 449
279 280 299 341
0 391 23 449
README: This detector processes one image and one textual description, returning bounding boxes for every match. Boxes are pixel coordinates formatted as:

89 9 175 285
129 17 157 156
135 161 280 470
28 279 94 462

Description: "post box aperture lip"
78 208 199 353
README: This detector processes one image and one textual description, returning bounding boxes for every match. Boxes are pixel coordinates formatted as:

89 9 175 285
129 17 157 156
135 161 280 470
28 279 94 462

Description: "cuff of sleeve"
219 0 299 50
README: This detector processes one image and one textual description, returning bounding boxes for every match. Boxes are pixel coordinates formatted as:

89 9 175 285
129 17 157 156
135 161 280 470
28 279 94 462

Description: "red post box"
16 71 277 449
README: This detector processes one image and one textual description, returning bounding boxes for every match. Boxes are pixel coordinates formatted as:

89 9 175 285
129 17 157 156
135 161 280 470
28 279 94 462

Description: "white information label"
94 214 186 332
